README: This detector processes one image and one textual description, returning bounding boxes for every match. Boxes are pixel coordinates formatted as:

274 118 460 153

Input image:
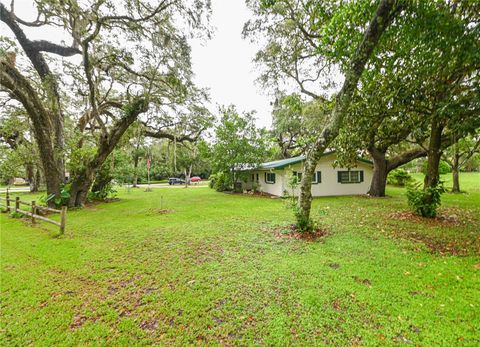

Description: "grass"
1 173 479 346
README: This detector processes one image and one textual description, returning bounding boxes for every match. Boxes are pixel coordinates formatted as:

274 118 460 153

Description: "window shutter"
360 171 364 182
317 171 321 183
337 171 342 183
264 172 267 183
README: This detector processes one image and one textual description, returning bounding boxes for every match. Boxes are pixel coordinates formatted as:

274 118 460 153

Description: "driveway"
0 187 30 193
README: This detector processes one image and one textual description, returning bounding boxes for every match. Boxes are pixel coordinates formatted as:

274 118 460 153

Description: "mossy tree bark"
68 98 149 207
298 0 402 223
0 3 81 206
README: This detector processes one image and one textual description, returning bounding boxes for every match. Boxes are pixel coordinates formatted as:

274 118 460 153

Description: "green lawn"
1 173 479 346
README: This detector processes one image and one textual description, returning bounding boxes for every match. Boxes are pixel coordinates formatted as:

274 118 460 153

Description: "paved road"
0 187 30 193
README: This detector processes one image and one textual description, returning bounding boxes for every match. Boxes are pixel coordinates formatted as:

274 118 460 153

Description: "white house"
241 151 373 197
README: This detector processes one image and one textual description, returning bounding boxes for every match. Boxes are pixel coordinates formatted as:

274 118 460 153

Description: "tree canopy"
0 0 212 206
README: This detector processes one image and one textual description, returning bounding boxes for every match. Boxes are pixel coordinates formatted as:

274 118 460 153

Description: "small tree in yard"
442 135 480 193
210 105 273 191
246 0 401 230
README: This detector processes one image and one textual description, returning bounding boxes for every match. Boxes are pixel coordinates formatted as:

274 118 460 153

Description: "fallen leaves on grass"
395 230 472 256
388 207 477 227
352 276 372 287
140 319 159 331
393 334 412 344
272 224 328 241
332 299 342 311
148 208 175 215
70 315 92 330
84 198 120 208
328 263 341 269
384 208 479 256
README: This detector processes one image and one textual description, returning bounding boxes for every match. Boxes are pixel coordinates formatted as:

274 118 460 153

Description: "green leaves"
210 105 273 182
406 181 446 218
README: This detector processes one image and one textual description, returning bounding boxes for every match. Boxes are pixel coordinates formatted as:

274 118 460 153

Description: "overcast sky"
1 0 273 128
191 0 273 128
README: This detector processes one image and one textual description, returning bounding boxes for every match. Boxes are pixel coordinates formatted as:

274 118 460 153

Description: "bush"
10 211 23 218
422 160 451 175
406 182 445 218
88 183 117 201
212 172 232 192
208 174 216 188
41 183 71 207
387 169 413 186
293 205 316 232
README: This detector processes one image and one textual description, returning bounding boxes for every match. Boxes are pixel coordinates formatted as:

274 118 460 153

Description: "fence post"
31 201 36 224
6 189 10 212
15 197 20 213
60 206 67 234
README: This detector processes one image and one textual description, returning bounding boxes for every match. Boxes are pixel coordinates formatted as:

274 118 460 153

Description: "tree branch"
144 128 203 143
30 40 81 56
386 147 427 171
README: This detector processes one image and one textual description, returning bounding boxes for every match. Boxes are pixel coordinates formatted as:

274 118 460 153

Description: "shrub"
387 169 413 186
41 183 71 207
88 183 117 201
406 182 445 218
422 160 451 175
10 211 23 218
212 172 232 192
208 174 216 188
293 205 316 232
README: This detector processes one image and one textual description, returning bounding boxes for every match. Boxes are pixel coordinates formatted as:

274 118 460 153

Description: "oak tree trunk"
368 148 387 197
451 153 460 193
33 167 41 192
69 169 96 207
368 146 428 197
424 120 444 189
26 163 35 192
133 154 139 187
68 98 149 207
0 4 77 206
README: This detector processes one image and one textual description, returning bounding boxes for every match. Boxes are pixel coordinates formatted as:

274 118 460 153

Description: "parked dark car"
168 178 185 185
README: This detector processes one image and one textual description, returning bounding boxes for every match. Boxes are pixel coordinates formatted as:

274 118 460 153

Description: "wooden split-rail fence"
0 189 67 234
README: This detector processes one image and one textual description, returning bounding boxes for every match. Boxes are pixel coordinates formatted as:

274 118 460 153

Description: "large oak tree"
0 0 211 206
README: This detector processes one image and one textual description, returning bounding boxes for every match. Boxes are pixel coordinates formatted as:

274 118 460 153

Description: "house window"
251 173 255 181
338 170 364 184
265 172 276 184
312 171 321 184
256 173 259 183
292 171 302 180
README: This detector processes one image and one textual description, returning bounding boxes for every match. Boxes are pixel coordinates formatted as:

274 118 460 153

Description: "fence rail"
0 189 67 234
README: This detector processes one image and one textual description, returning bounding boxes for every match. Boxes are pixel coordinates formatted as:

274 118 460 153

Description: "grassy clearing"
1 173 479 346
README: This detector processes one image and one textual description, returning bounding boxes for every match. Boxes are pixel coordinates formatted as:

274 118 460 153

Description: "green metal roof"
259 156 306 170
258 151 373 170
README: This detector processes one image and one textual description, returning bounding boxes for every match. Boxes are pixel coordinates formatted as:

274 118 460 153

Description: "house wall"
243 170 284 196
243 153 373 197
